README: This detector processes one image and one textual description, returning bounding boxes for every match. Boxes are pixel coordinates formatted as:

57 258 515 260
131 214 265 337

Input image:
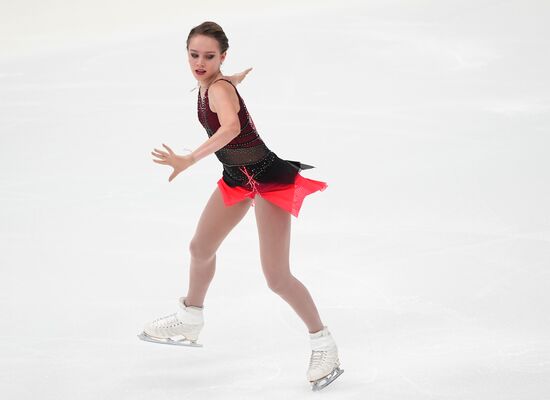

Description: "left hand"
225 67 253 86
151 143 195 182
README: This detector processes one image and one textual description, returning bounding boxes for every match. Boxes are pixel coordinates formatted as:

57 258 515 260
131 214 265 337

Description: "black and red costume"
197 78 327 217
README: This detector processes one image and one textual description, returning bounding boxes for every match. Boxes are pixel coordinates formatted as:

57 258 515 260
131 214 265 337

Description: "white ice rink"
1 1 549 399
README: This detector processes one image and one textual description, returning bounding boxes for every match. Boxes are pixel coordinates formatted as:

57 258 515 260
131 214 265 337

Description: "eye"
191 54 198 58
207 55 214 59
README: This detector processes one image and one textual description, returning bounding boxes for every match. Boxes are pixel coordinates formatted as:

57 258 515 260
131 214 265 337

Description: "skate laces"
153 313 181 328
309 350 327 369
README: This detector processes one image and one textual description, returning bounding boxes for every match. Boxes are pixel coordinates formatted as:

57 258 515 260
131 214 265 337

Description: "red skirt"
217 165 328 218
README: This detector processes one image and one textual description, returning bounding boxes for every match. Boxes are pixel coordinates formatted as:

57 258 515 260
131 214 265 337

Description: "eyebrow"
189 49 216 54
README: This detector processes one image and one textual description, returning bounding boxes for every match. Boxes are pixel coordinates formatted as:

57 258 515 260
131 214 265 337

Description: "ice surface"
1 1 549 399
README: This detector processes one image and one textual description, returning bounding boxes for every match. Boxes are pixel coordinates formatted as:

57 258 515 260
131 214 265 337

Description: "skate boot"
307 325 344 391
137 296 204 347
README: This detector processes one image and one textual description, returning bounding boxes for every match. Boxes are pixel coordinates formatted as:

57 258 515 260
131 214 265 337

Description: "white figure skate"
137 297 204 347
307 326 344 391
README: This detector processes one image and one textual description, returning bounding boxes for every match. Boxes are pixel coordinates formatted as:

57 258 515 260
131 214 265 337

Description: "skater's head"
187 21 229 83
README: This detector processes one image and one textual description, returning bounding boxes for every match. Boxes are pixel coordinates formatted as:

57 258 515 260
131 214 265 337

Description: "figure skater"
138 21 343 391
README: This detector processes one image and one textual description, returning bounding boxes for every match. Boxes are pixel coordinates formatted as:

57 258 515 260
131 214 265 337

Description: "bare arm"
151 69 251 182
189 80 241 164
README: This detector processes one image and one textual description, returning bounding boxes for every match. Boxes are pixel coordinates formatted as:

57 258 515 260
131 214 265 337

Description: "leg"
185 186 252 307
253 195 324 333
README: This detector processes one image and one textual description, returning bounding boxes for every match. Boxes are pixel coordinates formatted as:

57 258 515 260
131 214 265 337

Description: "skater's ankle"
184 298 203 308
308 325 325 334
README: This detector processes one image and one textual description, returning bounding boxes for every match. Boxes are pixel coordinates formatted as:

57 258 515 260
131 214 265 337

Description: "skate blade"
311 366 344 391
137 332 203 347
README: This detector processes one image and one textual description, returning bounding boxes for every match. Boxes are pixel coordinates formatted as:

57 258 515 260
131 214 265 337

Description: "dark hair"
186 21 229 54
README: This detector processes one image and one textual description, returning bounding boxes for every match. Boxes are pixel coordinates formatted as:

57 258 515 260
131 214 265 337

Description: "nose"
196 56 206 66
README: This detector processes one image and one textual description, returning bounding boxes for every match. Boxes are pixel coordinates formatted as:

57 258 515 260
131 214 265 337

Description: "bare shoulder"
208 80 240 113
209 79 237 98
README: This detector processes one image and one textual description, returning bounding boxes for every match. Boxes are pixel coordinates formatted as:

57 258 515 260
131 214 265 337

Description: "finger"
162 143 174 155
153 148 168 156
239 68 253 82
153 159 167 164
152 153 167 160
152 151 166 158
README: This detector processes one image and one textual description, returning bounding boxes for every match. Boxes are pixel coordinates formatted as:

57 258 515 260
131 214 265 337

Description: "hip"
221 151 303 189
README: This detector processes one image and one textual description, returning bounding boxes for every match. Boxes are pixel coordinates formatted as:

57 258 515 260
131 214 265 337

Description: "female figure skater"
138 21 343 391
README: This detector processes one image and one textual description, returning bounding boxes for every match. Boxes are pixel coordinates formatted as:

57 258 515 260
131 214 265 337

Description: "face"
187 34 226 83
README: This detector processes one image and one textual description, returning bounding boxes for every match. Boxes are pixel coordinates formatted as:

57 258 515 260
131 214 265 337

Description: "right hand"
152 143 196 182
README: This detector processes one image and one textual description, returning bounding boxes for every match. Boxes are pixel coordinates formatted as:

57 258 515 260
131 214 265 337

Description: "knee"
265 272 293 294
189 238 215 262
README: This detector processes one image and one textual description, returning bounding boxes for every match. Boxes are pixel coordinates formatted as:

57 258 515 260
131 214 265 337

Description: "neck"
200 72 222 90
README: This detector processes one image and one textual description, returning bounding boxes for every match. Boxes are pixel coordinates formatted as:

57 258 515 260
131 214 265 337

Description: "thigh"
191 186 252 253
253 195 291 270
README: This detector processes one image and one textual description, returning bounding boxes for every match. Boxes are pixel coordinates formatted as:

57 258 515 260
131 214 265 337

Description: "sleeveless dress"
197 78 328 218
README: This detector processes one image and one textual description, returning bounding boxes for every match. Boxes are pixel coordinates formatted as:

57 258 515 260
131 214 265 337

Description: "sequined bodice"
197 78 271 166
